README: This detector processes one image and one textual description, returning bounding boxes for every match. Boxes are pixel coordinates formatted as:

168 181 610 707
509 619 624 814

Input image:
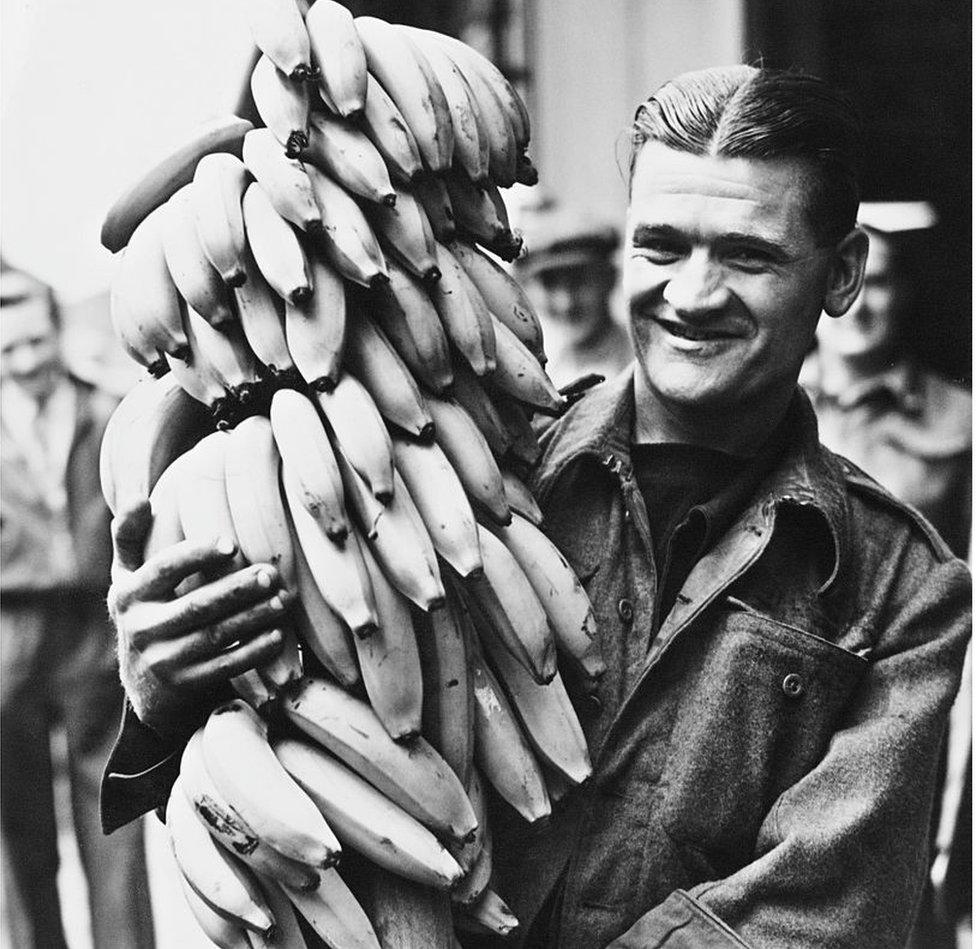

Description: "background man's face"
525 262 616 341
815 231 903 360
624 143 835 415
1 286 61 400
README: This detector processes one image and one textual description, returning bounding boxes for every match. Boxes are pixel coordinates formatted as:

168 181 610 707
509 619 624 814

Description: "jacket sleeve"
609 551 971 949
100 698 182 834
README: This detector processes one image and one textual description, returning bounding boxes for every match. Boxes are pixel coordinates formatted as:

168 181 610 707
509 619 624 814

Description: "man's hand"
108 498 292 737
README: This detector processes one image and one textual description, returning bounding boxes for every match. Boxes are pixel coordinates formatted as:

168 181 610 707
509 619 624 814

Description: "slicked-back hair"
629 65 864 246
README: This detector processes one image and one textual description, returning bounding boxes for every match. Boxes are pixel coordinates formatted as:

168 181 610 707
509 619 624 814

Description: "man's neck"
632 370 793 457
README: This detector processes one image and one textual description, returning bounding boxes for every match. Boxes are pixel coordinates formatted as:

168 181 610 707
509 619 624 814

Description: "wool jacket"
477 367 971 949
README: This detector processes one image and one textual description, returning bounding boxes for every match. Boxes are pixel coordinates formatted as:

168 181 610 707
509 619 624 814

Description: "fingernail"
256 568 275 589
216 536 236 556
270 595 284 611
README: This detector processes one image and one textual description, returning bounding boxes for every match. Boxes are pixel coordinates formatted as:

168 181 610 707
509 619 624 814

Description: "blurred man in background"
514 200 633 389
1 261 155 948
801 203 972 948
801 202 971 558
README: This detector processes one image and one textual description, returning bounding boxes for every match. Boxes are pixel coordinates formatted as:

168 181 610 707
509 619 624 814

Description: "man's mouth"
654 318 742 342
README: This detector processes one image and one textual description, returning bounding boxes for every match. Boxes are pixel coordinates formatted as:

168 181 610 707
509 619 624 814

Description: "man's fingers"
150 594 293 667
172 629 285 690
111 499 153 578
127 565 283 646
132 537 244 601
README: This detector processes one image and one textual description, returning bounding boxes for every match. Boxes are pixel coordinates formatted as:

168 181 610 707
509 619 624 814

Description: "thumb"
111 498 153 578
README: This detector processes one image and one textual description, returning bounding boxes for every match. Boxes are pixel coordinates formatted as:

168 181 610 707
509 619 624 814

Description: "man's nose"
6 343 44 376
662 252 730 319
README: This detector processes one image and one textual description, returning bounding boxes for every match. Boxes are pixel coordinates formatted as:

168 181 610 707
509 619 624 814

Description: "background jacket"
483 368 971 949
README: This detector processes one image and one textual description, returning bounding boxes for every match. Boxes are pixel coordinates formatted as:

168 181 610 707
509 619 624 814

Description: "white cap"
858 201 938 234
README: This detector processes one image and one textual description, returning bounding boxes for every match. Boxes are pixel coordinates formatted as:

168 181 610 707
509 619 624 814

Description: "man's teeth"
662 321 730 341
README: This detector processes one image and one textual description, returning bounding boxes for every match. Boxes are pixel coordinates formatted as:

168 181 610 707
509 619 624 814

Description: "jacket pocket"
657 603 868 867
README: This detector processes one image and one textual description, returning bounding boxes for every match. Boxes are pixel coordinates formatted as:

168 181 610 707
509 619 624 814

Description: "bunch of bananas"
99 2 605 945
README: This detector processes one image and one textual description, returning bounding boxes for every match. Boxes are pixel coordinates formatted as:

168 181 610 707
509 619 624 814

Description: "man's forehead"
628 143 814 238
0 295 56 348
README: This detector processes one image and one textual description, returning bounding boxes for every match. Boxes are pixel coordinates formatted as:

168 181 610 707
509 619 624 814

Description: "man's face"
625 143 836 416
815 232 902 359
525 261 616 342
1 282 61 400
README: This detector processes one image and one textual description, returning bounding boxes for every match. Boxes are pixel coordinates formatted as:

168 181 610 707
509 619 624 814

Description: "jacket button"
617 598 634 623
782 673 804 698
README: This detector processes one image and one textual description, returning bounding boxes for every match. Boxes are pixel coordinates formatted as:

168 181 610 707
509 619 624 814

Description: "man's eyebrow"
631 224 683 246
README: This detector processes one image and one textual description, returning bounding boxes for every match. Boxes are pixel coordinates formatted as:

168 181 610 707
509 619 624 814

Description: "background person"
514 200 633 389
0 262 156 949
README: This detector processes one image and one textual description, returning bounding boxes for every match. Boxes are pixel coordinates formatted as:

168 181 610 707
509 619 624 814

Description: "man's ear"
823 226 869 318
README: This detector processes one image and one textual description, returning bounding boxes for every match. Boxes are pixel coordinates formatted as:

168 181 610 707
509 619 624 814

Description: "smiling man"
101 66 971 949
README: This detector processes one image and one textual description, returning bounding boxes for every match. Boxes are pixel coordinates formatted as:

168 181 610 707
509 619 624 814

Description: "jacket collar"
533 365 848 594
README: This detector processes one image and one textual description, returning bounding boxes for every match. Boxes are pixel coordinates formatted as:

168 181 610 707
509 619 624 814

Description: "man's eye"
633 242 683 264
724 248 773 271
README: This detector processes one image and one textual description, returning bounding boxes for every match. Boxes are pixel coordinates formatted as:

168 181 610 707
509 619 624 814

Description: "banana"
304 0 368 119
99 372 209 515
241 182 313 306
487 512 605 683
250 54 310 158
365 186 440 282
283 676 479 844
284 253 346 390
400 30 489 183
287 505 361 688
241 0 314 82
304 164 389 287
444 171 522 261
233 251 296 377
426 31 530 149
469 643 551 824
242 128 323 233
447 238 544 359
283 869 381 949
174 432 244 576
315 373 394 503
515 151 539 186
339 456 445 612
370 257 453 393
283 463 378 637
360 73 423 185
249 878 308 949
178 871 252 949
466 524 556 684
275 737 462 890
224 415 304 691
480 634 592 786
160 186 236 327
270 388 348 543
544 763 572 803
500 468 543 526
392 436 483 579
492 394 542 465
170 306 260 421
413 174 457 243
448 357 511 459
426 396 510 526
417 589 475 787
354 17 453 173
203 700 341 868
101 116 253 253
451 769 492 905
489 315 563 414
361 867 455 949
303 111 396 207
191 152 250 288
110 206 190 373
167 775 275 936
429 242 496 376
354 535 424 739
461 888 520 938
343 304 432 438
142 460 185 563
179 730 321 892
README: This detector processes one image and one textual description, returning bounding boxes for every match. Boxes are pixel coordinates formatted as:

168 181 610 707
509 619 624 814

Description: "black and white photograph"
0 1 971 947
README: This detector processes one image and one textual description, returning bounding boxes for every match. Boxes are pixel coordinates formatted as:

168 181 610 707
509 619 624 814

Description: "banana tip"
226 269 247 289
311 375 338 393
417 421 436 443
148 356 170 379
382 192 397 208
290 64 318 84
285 131 309 159
373 488 394 505
368 272 390 289
422 266 442 284
290 286 313 307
